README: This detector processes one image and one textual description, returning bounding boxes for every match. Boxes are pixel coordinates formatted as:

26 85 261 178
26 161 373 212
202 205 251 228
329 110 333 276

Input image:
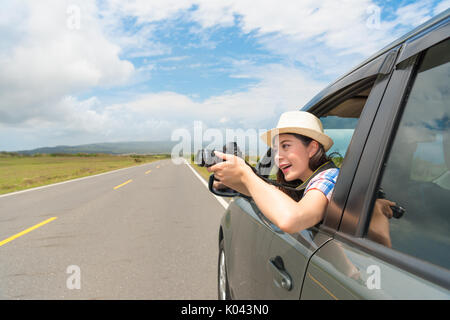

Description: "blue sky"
0 0 449 151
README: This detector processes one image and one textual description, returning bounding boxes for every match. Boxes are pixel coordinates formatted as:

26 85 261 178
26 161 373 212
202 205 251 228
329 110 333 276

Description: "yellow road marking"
307 272 338 300
0 217 58 247
145 169 152 174
114 179 132 190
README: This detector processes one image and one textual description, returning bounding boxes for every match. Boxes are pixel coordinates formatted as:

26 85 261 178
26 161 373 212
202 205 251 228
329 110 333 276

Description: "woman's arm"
242 170 328 233
208 151 328 233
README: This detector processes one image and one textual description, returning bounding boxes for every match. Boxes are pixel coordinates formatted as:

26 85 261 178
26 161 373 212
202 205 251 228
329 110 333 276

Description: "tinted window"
321 115 358 166
321 85 373 162
366 39 450 269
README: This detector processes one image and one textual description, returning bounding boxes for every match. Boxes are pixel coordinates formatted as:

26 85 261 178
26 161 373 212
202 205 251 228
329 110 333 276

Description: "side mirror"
208 174 242 198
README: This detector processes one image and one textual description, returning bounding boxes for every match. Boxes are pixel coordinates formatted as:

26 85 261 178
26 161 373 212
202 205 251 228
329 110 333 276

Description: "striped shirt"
304 168 340 202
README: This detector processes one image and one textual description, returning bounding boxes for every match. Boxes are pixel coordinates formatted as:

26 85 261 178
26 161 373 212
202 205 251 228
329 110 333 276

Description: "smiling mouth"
280 165 292 173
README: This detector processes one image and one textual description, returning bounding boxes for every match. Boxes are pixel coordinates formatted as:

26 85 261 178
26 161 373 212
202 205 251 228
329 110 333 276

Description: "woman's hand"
374 198 396 219
212 180 228 190
368 198 396 247
207 151 253 191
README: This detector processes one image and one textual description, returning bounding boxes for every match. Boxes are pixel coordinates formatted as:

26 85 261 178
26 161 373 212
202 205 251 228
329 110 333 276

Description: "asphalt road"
0 159 226 299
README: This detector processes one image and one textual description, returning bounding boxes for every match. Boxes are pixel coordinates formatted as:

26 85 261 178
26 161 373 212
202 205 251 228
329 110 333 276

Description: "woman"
207 110 340 234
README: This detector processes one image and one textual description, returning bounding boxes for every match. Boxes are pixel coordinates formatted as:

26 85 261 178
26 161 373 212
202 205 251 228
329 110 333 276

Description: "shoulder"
311 168 340 183
304 168 340 200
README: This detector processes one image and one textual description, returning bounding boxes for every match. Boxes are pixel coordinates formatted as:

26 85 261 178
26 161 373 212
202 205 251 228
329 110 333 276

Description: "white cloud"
433 0 450 15
1 63 326 150
103 0 434 57
99 14 172 58
102 0 194 24
99 0 444 77
0 0 134 125
393 0 434 27
1 0 446 151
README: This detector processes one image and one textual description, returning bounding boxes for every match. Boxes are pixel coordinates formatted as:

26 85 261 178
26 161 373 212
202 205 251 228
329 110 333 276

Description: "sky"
0 0 449 151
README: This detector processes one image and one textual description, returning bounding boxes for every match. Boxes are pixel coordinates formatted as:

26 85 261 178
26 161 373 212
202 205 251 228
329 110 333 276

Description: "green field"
0 152 344 196
0 152 170 195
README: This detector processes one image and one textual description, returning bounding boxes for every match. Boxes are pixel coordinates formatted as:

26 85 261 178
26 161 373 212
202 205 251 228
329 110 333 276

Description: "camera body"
377 188 405 219
195 142 243 167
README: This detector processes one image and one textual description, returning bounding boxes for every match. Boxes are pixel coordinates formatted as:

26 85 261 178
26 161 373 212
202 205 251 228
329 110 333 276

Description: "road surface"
0 159 226 299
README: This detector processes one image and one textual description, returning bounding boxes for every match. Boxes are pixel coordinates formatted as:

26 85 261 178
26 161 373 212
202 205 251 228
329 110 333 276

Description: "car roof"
301 8 450 112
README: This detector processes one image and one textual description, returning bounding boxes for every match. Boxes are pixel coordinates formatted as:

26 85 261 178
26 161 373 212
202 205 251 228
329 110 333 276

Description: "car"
212 9 450 300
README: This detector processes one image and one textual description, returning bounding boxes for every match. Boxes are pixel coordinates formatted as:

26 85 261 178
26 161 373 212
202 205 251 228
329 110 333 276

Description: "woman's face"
273 133 317 181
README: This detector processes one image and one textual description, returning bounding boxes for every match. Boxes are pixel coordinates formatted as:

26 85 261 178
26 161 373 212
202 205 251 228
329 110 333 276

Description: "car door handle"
268 256 292 291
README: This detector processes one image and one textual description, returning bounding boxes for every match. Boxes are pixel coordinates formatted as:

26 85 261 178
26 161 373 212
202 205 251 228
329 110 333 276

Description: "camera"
377 188 405 219
195 142 243 167
195 141 311 198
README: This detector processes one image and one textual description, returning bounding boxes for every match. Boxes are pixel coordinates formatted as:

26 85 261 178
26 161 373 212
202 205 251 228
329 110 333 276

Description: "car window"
320 99 363 166
247 82 368 180
262 83 374 182
366 39 450 269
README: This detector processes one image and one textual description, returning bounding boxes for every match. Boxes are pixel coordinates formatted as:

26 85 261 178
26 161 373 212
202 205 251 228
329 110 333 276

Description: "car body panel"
317 47 401 233
301 239 450 299
218 10 450 300
397 14 449 64
303 15 450 299
301 48 392 114
221 197 276 299
266 229 331 299
338 48 417 236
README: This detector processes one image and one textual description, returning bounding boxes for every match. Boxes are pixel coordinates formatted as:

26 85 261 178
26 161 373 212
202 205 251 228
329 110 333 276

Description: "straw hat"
260 111 334 152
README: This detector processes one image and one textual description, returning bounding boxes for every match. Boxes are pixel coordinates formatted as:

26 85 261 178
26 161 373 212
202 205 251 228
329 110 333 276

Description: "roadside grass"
0 152 170 195
190 162 212 182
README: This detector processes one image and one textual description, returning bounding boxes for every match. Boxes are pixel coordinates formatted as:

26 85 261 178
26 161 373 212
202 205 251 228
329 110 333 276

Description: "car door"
254 45 403 299
302 19 450 299
225 151 282 299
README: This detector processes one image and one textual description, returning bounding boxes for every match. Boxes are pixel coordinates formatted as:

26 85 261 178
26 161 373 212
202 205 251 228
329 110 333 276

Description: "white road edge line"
0 161 160 199
183 159 229 209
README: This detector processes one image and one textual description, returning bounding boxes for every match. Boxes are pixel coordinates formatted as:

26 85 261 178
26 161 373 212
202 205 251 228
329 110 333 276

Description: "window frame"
396 16 449 65
309 47 401 235
335 39 450 289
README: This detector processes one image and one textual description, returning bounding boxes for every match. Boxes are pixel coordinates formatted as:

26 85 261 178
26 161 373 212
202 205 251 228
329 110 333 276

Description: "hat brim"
260 127 334 152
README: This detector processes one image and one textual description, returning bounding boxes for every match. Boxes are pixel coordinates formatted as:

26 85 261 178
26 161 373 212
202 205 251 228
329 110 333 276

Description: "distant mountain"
13 139 264 156
16 141 179 155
